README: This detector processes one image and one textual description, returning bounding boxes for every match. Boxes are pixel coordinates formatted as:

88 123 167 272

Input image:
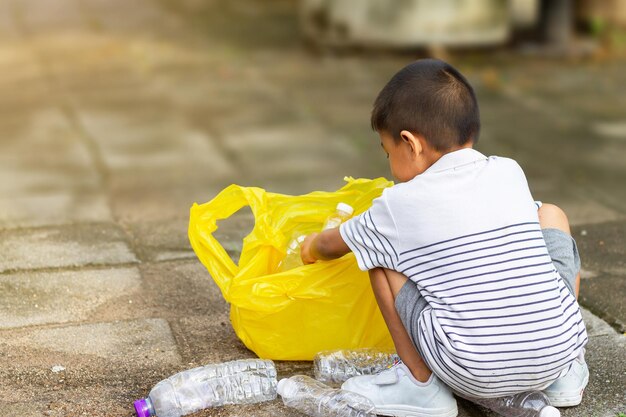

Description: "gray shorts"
394 228 581 355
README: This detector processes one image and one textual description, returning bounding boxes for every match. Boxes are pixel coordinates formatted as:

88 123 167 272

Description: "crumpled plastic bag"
188 177 394 360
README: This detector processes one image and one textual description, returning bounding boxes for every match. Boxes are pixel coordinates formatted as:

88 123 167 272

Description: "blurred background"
1 0 625 215
0 1 625 415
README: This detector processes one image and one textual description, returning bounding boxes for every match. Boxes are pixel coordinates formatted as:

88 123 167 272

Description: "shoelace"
385 358 403 371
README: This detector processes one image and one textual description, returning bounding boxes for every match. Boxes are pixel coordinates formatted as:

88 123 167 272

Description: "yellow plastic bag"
188 177 395 360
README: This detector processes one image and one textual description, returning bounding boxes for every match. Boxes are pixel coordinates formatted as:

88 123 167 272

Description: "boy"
300 59 588 417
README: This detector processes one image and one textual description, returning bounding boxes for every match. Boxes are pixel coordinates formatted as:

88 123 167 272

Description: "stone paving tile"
0 267 140 329
0 108 101 196
84 0 184 34
0 402 44 417
0 359 179 417
14 0 181 36
10 0 89 34
580 271 625 333
1 318 181 366
0 164 98 196
0 223 137 273
138 260 228 319
190 401 312 417
170 315 250 366
0 383 143 417
110 181 226 223
186 89 305 137
0 39 46 85
0 1 19 39
574 221 626 332
78 111 234 178
218 122 361 186
575 221 626 273
491 61 626 121
48 37 198 96
0 191 112 229
127 218 196 263
221 122 355 156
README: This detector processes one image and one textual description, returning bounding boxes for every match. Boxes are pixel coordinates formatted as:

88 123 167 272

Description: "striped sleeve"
339 191 399 271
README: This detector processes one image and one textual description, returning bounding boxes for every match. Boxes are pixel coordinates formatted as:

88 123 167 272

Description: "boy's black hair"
371 59 480 151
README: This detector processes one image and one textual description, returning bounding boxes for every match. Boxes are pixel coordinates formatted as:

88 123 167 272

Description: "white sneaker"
543 357 589 407
341 361 458 417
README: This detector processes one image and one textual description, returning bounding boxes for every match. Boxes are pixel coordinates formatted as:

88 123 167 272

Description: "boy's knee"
538 203 571 234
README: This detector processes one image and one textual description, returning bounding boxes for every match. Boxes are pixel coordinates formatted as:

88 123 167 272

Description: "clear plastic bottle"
277 375 376 417
322 203 354 230
278 234 307 271
133 359 277 417
314 348 399 385
278 203 354 272
463 391 560 417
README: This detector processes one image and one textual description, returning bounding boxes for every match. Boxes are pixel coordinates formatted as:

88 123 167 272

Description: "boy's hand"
300 233 319 264
300 229 351 264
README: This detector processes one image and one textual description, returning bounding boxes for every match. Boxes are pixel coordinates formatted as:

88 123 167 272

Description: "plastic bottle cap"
133 399 152 417
539 406 561 417
336 203 354 216
276 378 297 398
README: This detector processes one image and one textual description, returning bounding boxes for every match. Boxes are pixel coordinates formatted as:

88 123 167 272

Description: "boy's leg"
342 268 457 416
538 203 580 298
539 203 588 407
369 267 432 382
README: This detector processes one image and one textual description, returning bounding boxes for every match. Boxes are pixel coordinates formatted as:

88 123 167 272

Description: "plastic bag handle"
189 184 266 293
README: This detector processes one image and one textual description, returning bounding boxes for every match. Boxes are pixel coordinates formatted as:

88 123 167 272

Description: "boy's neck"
423 142 474 170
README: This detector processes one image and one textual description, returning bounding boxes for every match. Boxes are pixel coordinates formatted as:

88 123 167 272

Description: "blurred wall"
578 0 626 28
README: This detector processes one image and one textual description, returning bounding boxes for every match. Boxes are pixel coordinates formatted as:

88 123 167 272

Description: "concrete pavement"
0 0 624 416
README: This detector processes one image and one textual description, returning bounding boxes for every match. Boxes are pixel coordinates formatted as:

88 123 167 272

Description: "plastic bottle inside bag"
133 359 277 417
322 202 354 230
461 391 560 417
278 203 354 271
277 375 376 417
278 234 307 271
314 348 399 386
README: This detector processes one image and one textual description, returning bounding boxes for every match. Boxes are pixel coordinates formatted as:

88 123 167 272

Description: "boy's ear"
400 130 423 157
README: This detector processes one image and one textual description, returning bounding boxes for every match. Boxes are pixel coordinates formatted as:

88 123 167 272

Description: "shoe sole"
375 404 458 417
544 373 589 407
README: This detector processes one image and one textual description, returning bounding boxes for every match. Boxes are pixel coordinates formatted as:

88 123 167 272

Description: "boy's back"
340 148 588 397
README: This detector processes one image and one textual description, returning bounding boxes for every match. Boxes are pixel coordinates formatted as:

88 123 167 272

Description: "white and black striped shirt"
339 148 587 398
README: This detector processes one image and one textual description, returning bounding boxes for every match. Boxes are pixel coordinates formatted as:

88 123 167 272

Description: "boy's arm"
300 228 351 264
